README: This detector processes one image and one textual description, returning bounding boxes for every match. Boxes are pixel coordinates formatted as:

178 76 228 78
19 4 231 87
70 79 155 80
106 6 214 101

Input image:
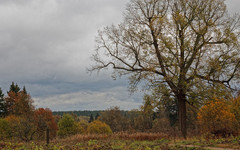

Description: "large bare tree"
90 0 240 138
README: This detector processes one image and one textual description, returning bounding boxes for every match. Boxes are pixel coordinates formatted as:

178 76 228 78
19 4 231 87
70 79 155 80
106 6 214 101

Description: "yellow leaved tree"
197 98 237 137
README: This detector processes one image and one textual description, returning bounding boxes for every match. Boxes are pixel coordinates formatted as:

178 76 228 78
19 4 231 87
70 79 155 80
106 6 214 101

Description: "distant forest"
52 110 134 117
53 110 104 117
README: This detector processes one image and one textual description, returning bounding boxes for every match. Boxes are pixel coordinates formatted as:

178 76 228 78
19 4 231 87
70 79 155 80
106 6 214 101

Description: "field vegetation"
1 83 240 149
0 0 240 148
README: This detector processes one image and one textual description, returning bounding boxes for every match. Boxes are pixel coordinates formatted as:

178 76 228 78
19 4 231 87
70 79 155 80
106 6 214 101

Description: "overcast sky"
0 0 239 111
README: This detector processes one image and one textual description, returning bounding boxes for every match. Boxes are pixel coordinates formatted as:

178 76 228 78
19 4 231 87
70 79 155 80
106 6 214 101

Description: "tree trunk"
178 94 187 139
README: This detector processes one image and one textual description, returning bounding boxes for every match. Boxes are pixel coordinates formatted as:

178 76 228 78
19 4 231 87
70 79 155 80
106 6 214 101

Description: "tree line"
0 82 57 141
53 110 104 117
1 82 240 141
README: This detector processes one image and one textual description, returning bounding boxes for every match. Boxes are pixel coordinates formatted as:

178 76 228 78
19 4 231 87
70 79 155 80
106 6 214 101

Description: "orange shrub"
87 120 112 134
197 98 237 137
34 108 58 139
231 95 240 124
76 120 88 134
5 115 36 141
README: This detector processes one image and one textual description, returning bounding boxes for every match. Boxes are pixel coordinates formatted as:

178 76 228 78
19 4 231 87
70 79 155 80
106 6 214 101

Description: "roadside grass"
172 135 240 149
0 133 240 149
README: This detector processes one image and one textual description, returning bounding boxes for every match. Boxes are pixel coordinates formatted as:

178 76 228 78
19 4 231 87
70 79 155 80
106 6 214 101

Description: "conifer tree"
5 83 34 116
0 88 6 117
8 82 20 94
89 114 94 123
95 113 100 120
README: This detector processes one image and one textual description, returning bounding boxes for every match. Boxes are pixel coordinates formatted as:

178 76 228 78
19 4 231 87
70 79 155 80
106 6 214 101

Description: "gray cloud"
34 86 142 111
0 0 239 111
225 0 240 14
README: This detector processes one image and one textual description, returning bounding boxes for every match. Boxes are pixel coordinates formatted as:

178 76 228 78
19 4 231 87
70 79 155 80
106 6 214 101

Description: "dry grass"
113 132 169 141
52 132 169 145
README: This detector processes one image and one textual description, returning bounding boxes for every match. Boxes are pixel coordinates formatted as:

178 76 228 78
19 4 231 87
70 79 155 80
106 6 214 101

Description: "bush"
87 120 112 134
34 108 58 139
58 114 78 137
76 120 88 134
5 115 36 141
231 95 240 125
0 118 11 139
99 106 129 132
197 98 237 137
152 118 171 132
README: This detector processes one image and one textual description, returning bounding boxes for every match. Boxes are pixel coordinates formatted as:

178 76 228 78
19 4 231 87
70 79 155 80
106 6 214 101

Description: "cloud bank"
0 0 239 111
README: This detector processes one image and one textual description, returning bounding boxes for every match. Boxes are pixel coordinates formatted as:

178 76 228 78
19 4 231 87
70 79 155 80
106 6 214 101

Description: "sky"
0 0 239 111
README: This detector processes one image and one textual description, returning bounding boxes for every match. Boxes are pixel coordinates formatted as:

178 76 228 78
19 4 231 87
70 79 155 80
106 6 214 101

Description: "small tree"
5 85 34 116
34 108 58 139
197 98 237 137
76 120 88 134
231 95 240 128
5 114 36 141
8 82 20 94
0 88 6 117
87 120 112 134
141 95 155 130
0 118 11 139
58 114 78 137
100 106 129 132
89 114 94 123
95 113 100 120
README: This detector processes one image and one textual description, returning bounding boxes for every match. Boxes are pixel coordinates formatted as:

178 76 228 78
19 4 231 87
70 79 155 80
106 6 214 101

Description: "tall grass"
52 132 169 145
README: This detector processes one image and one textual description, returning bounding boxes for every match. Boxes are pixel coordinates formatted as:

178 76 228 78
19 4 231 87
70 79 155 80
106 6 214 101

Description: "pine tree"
22 86 27 94
0 88 6 117
95 113 100 120
89 114 94 123
8 82 20 94
5 83 34 116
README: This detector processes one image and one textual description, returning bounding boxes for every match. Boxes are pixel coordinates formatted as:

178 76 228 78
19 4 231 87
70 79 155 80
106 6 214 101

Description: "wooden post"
46 127 50 146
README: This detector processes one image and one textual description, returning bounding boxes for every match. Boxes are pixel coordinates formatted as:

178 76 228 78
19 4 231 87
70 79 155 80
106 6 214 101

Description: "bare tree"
90 0 240 138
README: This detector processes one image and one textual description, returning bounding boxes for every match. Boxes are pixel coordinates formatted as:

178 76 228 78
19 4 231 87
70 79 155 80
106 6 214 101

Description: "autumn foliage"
5 91 34 116
197 97 238 136
34 108 58 139
0 83 59 141
87 120 112 134
1 82 240 142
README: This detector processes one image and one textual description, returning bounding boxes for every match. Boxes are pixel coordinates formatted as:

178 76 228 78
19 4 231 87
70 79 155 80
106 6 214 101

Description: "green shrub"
76 120 88 134
87 120 112 134
0 118 11 139
152 118 171 132
58 114 78 137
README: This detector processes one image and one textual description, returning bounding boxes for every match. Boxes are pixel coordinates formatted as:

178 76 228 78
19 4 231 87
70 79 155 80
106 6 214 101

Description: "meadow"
1 133 240 150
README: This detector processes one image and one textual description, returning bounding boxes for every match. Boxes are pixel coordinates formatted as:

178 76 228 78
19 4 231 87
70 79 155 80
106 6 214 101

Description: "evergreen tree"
5 83 34 116
8 82 20 94
0 88 6 117
95 113 100 120
22 86 27 94
89 114 94 123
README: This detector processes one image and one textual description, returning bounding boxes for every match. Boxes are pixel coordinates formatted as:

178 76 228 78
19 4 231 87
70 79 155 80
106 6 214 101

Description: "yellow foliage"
231 95 240 124
87 120 112 134
76 120 88 134
197 97 237 136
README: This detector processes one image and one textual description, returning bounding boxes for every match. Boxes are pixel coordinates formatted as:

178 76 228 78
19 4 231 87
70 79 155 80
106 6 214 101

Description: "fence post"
46 127 50 146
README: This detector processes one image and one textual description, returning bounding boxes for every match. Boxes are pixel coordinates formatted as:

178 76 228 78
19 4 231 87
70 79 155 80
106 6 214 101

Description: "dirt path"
170 144 238 150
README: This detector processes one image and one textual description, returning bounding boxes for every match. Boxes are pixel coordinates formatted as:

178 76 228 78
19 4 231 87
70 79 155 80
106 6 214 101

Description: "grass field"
1 133 240 150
